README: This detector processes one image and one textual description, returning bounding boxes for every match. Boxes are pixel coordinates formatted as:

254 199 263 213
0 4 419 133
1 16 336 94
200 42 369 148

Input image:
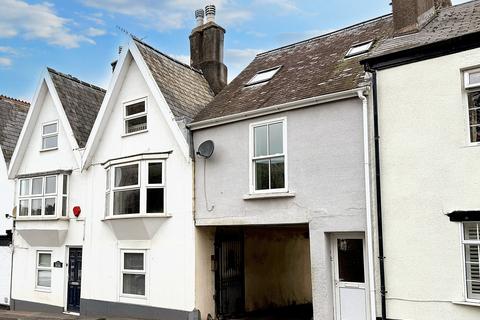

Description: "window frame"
246 66 281 86
461 222 480 302
120 249 147 299
345 40 374 58
17 175 67 219
463 68 480 145
123 97 148 136
41 120 59 151
106 160 166 217
248 117 288 194
36 250 52 291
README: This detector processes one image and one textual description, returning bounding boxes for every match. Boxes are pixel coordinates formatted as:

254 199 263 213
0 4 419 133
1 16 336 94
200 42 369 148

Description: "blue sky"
0 0 470 101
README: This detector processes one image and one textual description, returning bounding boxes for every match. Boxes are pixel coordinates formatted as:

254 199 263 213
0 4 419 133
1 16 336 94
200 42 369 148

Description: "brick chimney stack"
190 5 227 95
392 0 452 35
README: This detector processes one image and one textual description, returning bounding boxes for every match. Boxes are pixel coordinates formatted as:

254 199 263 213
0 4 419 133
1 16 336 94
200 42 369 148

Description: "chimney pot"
205 4 216 23
195 9 204 27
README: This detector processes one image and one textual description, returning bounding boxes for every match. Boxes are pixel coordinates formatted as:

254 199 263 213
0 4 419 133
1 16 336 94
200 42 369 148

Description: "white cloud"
0 46 16 54
0 0 94 48
0 57 12 67
81 0 252 31
86 27 107 37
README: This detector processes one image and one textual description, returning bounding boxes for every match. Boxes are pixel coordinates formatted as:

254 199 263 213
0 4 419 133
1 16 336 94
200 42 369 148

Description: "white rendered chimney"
195 9 204 27
205 4 216 23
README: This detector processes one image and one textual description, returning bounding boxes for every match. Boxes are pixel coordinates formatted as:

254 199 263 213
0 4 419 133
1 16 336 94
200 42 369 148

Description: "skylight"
345 41 374 58
246 67 281 86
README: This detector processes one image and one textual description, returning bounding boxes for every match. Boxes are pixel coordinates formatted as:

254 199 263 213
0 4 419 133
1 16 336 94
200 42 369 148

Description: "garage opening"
215 225 313 320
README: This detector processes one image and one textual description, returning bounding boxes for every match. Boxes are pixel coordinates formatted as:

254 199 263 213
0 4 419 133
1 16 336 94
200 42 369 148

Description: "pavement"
0 309 138 320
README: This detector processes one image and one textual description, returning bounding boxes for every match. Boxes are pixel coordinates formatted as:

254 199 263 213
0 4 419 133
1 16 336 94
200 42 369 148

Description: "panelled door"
67 248 82 313
332 234 368 320
215 228 245 319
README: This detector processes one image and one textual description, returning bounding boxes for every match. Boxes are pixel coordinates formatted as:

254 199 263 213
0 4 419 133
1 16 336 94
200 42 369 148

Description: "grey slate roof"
368 0 480 59
0 95 29 164
193 15 393 123
133 38 214 121
48 68 105 148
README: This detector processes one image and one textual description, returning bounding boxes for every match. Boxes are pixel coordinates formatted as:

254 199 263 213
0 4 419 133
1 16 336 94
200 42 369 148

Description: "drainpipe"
9 220 15 310
358 88 377 320
371 70 387 320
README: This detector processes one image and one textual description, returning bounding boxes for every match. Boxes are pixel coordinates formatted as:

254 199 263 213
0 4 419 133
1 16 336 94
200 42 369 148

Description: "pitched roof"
193 15 393 123
367 0 480 60
48 68 105 148
0 95 29 164
133 38 214 121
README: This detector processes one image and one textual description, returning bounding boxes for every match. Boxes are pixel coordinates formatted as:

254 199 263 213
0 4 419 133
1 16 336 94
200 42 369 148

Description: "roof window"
246 66 281 86
345 41 374 58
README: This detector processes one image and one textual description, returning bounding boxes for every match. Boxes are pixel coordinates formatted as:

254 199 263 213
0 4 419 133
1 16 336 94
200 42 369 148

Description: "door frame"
64 246 82 314
331 233 369 320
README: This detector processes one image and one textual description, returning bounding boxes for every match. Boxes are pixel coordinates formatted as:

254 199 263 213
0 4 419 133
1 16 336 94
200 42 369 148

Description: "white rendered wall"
81 58 196 312
11 86 85 309
376 47 480 319
0 150 13 234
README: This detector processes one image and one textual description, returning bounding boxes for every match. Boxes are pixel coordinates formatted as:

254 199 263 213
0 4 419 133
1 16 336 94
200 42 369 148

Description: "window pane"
124 253 144 270
114 164 138 187
255 159 269 190
147 188 164 213
32 178 43 195
38 253 51 267
45 198 56 216
270 157 285 189
105 193 110 216
43 123 57 135
148 163 163 184
470 72 480 86
254 125 268 157
126 116 147 134
42 135 58 149
45 176 56 194
125 102 145 116
338 239 365 283
106 169 110 190
122 274 145 295
20 179 30 196
63 175 68 195
465 223 480 241
31 199 42 216
19 200 29 216
469 109 480 126
470 126 480 143
469 92 480 109
62 197 67 217
37 270 51 288
465 244 480 298
113 189 140 215
269 122 283 155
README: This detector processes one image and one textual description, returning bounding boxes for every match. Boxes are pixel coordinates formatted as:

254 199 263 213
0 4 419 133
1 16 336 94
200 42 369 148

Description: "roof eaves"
47 67 106 93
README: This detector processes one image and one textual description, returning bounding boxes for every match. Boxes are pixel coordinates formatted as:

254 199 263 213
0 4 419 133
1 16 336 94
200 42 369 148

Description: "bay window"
17 174 69 218
250 118 287 193
105 160 165 216
121 250 146 297
463 223 480 300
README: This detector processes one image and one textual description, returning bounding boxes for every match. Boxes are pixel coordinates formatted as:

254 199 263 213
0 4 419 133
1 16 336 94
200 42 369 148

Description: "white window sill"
35 287 51 293
122 129 148 138
102 213 172 221
40 147 58 152
452 301 480 307
243 191 296 200
16 216 69 221
119 293 148 300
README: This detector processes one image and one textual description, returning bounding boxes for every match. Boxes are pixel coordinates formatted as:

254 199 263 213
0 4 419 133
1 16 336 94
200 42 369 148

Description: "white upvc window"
465 69 480 143
41 121 58 150
249 117 288 193
463 223 480 301
106 160 165 216
124 98 147 135
121 250 147 297
345 41 374 58
36 251 52 290
246 66 281 86
17 175 69 219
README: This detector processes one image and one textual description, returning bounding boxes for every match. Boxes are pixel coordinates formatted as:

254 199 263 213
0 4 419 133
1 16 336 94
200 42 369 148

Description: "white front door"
332 234 368 320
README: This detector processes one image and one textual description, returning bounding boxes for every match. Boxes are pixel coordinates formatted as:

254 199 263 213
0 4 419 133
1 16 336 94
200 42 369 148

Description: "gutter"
371 70 387 320
189 88 365 130
357 88 377 320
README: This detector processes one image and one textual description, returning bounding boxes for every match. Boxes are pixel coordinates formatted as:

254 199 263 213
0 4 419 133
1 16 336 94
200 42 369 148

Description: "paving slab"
0 310 141 320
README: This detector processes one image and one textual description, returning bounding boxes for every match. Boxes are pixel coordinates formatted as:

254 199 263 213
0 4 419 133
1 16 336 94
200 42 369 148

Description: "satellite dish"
197 140 215 158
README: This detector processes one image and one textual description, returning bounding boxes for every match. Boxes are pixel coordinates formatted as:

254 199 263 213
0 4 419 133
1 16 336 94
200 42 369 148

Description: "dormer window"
41 121 58 150
124 98 147 135
345 41 374 58
246 66 281 86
